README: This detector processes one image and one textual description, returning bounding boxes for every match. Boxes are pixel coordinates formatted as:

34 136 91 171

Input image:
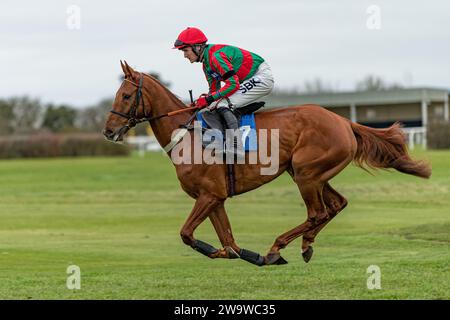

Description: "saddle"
189 101 265 199
201 101 265 134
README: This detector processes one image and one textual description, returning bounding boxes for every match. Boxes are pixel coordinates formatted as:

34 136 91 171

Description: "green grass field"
0 149 448 299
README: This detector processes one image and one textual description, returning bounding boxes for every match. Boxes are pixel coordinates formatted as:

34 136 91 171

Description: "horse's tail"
350 121 431 179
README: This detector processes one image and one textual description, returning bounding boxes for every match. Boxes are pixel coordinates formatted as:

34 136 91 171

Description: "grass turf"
0 149 448 299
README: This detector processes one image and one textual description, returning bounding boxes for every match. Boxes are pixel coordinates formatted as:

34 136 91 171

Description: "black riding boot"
217 107 245 158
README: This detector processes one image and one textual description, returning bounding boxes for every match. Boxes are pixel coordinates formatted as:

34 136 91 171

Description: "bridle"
109 73 149 130
109 73 200 133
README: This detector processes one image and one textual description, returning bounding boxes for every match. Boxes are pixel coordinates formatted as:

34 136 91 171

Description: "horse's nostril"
103 129 114 138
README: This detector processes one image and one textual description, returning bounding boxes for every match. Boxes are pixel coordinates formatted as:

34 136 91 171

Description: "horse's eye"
123 94 131 100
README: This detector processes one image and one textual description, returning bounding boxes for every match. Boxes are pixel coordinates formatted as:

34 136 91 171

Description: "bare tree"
7 96 43 134
0 99 14 135
356 74 404 91
303 78 335 94
76 98 113 133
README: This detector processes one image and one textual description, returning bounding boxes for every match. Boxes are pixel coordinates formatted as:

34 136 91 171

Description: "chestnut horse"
103 61 431 266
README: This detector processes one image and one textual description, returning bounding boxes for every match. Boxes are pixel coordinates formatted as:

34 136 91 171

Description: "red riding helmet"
173 27 208 49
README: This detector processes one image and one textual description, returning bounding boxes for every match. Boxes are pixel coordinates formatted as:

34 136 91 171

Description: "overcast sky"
1 0 449 107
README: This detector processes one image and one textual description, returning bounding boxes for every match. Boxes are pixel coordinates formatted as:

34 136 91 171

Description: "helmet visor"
173 39 188 48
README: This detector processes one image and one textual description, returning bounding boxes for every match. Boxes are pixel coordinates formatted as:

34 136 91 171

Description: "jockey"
173 27 274 156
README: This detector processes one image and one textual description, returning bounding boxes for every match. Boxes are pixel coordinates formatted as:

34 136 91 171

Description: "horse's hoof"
302 246 314 263
225 246 240 259
265 252 288 265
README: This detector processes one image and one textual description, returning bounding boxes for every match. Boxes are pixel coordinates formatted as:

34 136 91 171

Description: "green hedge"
0 133 130 158
428 121 450 149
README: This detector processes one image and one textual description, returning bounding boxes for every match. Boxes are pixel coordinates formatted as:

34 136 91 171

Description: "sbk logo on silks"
239 77 262 94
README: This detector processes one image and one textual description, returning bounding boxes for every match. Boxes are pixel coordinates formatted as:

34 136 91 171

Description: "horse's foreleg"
208 203 267 266
181 196 265 265
208 202 241 259
180 195 221 257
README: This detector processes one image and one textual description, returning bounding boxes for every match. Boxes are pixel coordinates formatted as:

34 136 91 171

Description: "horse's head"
103 60 150 142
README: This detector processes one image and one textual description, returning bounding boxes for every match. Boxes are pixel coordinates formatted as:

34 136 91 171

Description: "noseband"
109 73 149 129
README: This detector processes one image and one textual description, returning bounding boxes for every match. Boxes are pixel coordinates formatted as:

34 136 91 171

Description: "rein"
109 73 199 129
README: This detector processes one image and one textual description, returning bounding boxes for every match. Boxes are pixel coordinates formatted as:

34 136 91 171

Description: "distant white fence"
402 127 426 150
125 136 162 156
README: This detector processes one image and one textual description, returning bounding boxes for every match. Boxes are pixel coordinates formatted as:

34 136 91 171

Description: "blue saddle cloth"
196 112 257 151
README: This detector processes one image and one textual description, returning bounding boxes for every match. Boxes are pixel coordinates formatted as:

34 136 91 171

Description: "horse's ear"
123 60 136 79
120 60 127 76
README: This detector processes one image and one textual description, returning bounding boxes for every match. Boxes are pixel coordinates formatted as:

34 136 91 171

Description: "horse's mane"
142 73 187 108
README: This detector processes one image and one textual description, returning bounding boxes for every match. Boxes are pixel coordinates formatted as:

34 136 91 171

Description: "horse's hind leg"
265 180 328 262
266 141 352 263
301 183 348 262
